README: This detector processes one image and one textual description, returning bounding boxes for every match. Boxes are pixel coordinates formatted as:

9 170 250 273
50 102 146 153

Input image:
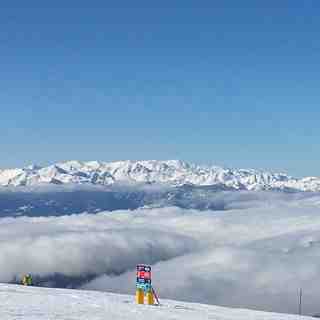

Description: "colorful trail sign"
136 264 155 305
136 264 152 292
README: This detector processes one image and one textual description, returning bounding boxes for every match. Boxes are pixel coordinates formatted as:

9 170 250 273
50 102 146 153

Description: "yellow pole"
136 289 144 304
146 291 154 305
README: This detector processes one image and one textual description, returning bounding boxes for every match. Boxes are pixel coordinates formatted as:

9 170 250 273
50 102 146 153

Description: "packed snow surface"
1 159 320 191
0 284 312 320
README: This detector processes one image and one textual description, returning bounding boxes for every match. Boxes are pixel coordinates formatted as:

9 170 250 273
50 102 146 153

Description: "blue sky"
1 1 319 176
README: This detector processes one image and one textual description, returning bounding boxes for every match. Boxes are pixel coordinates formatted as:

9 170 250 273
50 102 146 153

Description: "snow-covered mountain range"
0 160 320 192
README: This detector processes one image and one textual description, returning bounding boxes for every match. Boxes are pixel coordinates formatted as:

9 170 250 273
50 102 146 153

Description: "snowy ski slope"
0 284 313 320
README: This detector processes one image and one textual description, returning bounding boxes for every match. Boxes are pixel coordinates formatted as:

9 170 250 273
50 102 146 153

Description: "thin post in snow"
298 288 302 316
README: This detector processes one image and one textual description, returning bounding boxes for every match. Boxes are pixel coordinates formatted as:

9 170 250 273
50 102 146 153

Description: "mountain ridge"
0 160 320 192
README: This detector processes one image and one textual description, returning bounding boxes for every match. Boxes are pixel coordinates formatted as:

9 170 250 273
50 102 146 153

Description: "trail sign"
136 264 152 292
136 264 158 305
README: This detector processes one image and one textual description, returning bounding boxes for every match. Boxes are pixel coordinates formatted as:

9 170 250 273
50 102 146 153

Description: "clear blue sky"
1 1 319 177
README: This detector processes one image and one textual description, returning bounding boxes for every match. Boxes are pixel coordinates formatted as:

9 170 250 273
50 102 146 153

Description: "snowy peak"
0 160 319 192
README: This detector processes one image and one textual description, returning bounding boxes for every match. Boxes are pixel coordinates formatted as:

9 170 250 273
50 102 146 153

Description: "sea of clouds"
1 191 320 315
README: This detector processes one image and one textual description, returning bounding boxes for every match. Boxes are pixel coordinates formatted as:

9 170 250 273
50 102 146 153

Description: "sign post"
136 264 154 305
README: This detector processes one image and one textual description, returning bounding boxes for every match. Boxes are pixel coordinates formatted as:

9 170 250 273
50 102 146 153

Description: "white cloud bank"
1 192 320 315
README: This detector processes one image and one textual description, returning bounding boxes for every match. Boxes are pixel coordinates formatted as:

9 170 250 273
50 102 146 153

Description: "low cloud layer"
0 210 198 281
1 192 320 315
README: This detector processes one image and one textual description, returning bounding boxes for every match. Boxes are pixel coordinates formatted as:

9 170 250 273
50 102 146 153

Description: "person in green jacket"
22 274 33 286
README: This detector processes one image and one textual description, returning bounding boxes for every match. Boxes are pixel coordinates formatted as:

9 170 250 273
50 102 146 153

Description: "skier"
22 274 33 286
